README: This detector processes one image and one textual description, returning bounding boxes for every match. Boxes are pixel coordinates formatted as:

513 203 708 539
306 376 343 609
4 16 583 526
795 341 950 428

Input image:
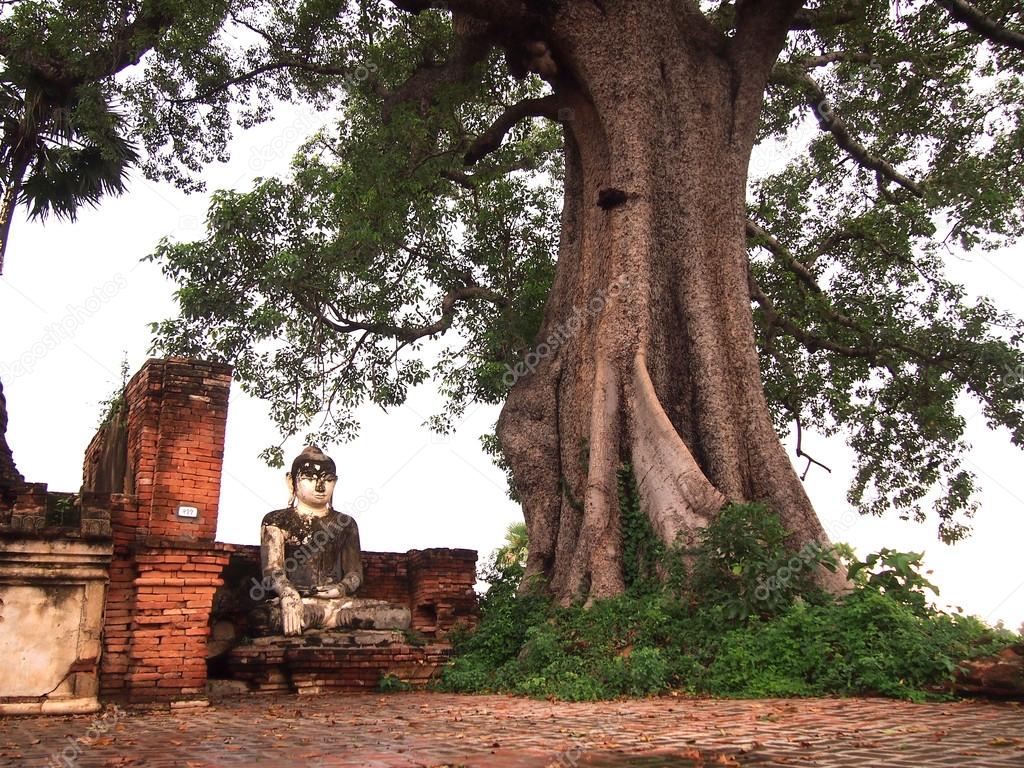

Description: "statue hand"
314 583 347 599
280 590 304 636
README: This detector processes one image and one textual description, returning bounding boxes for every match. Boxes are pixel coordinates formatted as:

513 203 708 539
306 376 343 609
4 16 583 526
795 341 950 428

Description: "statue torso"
260 507 358 596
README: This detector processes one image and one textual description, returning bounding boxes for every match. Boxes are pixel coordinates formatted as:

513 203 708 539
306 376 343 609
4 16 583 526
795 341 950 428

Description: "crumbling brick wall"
91 358 233 702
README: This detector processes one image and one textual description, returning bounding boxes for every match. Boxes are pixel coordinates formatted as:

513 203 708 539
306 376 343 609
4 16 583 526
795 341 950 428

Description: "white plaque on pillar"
177 505 199 518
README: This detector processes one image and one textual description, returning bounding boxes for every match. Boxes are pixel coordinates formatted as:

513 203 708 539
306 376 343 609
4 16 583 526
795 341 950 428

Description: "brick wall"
408 549 478 634
90 358 233 703
124 543 230 700
78 356 479 704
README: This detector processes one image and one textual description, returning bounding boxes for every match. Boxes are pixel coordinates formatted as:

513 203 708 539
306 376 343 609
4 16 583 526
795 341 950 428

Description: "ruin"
0 357 477 712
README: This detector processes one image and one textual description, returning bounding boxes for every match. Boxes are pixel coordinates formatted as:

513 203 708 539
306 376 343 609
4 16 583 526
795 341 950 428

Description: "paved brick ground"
2 693 1023 767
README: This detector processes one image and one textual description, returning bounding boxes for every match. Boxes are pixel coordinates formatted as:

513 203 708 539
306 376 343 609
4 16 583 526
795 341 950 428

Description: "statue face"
293 470 338 510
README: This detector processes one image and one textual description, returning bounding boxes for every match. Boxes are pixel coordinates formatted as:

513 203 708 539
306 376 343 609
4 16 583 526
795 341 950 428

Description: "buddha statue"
249 446 411 636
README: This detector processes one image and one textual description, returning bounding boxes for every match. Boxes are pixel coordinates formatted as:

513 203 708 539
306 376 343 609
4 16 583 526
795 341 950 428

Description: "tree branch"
734 0 804 60
934 0 1024 52
748 269 874 358
173 59 353 104
794 415 832 480
77 4 181 81
788 2 863 30
311 285 508 343
388 0 545 31
786 69 924 197
793 50 875 68
380 22 492 121
746 219 822 294
464 94 560 164
750 261 963 370
729 0 805 123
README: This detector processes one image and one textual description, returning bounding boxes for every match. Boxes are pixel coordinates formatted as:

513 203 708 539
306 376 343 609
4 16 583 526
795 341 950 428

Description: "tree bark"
0 142 31 275
496 0 843 604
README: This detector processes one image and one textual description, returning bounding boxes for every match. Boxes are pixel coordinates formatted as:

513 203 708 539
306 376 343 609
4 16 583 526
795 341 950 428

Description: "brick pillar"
97 495 146 699
97 358 233 703
126 358 231 540
125 546 230 701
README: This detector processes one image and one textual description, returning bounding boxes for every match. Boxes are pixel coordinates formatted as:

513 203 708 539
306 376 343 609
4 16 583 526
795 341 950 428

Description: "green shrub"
690 501 837 621
848 548 940 617
378 672 411 692
439 473 1019 701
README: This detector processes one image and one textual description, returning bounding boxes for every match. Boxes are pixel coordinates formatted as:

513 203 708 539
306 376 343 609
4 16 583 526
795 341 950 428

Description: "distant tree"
496 521 529 570
7 0 1019 604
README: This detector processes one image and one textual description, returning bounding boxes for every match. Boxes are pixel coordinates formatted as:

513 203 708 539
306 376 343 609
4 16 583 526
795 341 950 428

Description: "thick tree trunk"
0 376 25 506
496 0 843 604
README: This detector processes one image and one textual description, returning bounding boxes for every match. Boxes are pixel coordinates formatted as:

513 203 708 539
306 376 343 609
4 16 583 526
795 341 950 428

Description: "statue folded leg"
250 596 411 636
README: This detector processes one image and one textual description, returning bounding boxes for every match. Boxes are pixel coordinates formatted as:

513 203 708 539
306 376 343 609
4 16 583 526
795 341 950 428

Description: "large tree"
135 0 1023 604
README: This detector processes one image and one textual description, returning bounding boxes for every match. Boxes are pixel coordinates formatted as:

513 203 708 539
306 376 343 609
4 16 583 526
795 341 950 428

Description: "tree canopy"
0 1 238 270
5 0 1023 550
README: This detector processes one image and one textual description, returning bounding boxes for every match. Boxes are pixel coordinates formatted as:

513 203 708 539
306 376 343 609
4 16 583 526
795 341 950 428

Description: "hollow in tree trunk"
496 0 844 605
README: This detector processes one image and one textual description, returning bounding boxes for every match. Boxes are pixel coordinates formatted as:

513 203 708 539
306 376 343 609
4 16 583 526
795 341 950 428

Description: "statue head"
287 445 338 512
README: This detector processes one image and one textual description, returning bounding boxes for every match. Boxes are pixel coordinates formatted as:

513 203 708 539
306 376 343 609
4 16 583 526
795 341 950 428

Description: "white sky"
1 105 1022 632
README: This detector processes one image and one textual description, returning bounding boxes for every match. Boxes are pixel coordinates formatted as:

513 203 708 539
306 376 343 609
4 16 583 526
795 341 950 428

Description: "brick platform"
225 630 452 694
2 693 1023 766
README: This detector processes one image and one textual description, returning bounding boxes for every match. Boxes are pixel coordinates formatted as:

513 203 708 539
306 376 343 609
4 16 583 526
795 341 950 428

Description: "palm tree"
0 80 137 273
496 521 529 569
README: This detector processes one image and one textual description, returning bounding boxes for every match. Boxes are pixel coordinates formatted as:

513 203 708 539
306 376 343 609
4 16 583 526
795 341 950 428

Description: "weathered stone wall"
0 488 112 714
